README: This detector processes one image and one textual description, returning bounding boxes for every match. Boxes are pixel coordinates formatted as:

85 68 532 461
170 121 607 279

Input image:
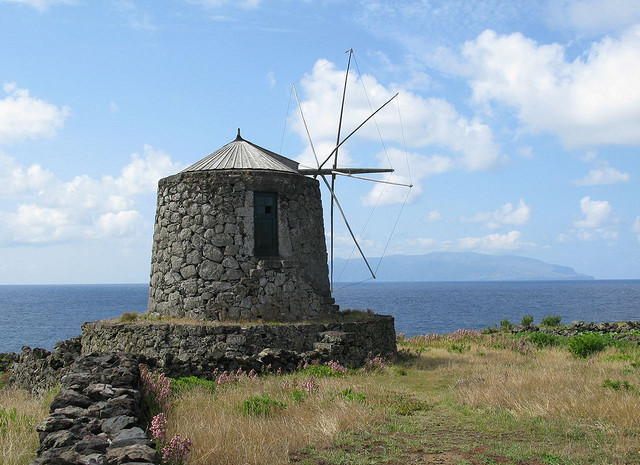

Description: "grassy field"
0 386 53 465
3 328 640 465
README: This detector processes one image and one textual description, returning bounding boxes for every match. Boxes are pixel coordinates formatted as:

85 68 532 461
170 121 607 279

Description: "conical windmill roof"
182 130 299 174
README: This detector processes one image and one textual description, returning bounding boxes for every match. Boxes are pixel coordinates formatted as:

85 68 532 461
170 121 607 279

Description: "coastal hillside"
334 251 594 282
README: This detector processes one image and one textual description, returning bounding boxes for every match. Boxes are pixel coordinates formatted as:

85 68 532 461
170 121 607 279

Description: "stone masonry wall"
81 316 397 379
31 353 158 465
148 170 335 322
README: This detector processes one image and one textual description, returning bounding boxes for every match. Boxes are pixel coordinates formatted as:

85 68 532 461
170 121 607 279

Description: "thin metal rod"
318 92 399 170
331 170 413 187
331 48 353 292
292 83 320 168
320 174 376 280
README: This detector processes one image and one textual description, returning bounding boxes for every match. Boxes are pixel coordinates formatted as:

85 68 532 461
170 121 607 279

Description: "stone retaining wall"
81 316 397 379
31 353 158 465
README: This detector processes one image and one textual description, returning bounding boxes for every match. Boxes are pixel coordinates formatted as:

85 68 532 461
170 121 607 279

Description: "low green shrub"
171 376 217 393
299 364 336 377
521 315 534 327
447 343 468 354
602 378 637 392
393 367 408 376
119 311 138 323
528 332 563 348
568 332 609 358
241 394 287 416
483 324 499 334
500 319 512 330
541 315 562 327
290 389 305 404
336 387 366 402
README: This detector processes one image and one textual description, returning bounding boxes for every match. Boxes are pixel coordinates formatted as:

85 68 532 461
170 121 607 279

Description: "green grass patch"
240 394 287 416
171 376 217 393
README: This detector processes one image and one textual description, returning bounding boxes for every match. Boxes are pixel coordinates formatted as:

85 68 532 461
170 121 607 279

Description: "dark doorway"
254 192 278 256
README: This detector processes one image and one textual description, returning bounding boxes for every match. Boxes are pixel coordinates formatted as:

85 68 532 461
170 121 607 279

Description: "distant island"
334 252 594 282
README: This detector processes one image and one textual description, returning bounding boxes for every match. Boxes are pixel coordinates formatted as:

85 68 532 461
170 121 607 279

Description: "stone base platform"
81 315 396 379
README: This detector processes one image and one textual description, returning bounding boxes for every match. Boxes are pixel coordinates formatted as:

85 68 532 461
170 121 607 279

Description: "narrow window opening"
254 192 278 256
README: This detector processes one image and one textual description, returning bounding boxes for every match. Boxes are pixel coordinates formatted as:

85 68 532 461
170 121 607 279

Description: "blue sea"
1 280 639 353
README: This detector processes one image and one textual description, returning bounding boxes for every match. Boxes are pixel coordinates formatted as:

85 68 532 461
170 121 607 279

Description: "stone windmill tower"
147 130 337 322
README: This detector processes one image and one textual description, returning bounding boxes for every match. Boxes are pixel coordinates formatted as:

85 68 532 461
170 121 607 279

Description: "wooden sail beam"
298 167 393 175
331 171 413 187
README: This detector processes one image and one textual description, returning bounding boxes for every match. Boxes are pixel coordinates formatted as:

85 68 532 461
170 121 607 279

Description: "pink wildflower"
150 413 168 443
161 434 192 465
140 367 172 412
301 377 318 394
364 353 386 371
326 360 347 374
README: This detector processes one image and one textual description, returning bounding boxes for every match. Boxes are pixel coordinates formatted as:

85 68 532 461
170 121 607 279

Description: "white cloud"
1 204 75 244
516 145 534 159
189 0 262 9
361 149 453 206
294 59 499 170
110 101 120 113
426 209 441 222
0 0 72 10
293 59 500 205
573 196 619 241
0 83 69 143
463 199 531 229
457 230 532 251
572 164 630 185
266 71 276 89
0 146 183 244
549 0 640 35
462 26 640 147
93 210 144 238
115 0 156 31
575 196 612 228
0 153 54 194
632 216 640 243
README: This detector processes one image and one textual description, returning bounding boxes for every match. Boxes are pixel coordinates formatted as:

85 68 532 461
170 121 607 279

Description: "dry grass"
453 346 640 459
456 348 640 423
0 387 51 465
166 374 381 465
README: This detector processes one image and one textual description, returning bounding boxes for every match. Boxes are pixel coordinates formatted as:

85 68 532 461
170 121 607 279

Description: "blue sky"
0 0 638 283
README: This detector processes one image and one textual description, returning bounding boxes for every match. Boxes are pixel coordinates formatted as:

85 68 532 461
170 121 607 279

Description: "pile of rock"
32 353 158 465
11 337 81 394
512 320 640 339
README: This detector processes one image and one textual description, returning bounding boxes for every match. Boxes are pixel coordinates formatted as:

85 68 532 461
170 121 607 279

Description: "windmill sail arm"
319 174 376 280
332 171 413 187
298 167 393 175
318 92 399 170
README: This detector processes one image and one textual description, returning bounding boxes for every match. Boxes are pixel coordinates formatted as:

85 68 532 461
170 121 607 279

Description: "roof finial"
236 128 242 141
